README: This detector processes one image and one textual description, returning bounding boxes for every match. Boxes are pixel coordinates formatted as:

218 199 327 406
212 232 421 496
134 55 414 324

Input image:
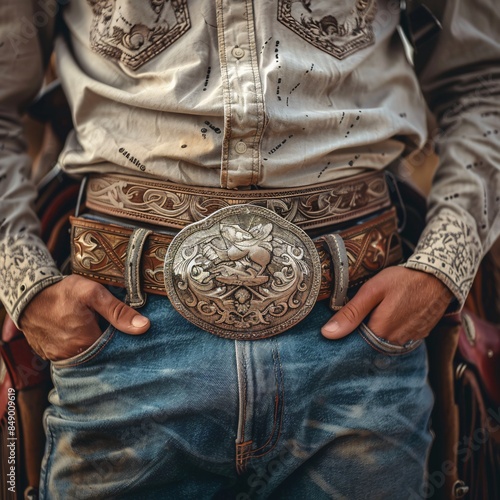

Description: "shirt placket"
216 0 265 189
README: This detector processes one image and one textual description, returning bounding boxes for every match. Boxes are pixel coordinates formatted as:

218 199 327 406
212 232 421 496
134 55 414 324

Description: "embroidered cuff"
0 233 63 328
403 212 482 312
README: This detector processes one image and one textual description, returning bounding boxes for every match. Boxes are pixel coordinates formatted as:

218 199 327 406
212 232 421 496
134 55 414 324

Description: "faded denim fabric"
40 293 433 499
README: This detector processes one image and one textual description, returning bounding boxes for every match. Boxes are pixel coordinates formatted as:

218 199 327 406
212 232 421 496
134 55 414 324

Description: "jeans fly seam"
241 347 248 444
246 346 280 455
246 343 285 460
236 344 252 474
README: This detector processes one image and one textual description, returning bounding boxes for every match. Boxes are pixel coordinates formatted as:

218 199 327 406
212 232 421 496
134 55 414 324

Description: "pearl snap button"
235 141 247 154
232 47 245 59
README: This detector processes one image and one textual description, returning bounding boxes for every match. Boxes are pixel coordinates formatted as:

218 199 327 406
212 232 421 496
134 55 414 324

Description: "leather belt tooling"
71 170 403 340
85 170 392 231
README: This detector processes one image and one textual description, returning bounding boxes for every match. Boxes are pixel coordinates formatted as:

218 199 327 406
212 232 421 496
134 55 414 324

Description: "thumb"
321 284 380 339
88 286 150 335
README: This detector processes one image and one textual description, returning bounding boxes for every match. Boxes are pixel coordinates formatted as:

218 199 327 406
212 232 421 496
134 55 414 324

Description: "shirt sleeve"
0 0 62 328
404 0 500 311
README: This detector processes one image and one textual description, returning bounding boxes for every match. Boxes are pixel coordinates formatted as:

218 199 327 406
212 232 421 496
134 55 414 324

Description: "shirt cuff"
0 232 63 328
403 211 482 313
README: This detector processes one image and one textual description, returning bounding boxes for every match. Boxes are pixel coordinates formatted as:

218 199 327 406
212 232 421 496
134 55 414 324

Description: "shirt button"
232 47 245 59
235 141 247 154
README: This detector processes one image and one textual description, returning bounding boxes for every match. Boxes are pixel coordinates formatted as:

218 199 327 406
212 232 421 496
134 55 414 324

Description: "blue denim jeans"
40 293 433 499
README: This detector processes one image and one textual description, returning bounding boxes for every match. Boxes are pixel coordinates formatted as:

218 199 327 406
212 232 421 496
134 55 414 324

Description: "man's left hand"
321 266 454 345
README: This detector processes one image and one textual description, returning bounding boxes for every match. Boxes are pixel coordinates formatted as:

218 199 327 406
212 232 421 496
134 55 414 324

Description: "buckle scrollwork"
164 204 321 339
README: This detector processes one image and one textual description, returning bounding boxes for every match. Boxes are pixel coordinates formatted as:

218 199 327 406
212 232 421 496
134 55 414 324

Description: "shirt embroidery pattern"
406 214 482 303
277 0 378 59
0 234 60 309
87 0 191 70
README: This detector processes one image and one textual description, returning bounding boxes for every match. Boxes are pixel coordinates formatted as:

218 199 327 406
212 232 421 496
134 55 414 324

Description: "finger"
85 284 150 335
321 282 382 339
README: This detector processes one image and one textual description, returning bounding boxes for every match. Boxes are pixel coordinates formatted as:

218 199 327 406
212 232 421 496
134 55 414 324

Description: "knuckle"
359 277 381 298
82 281 106 302
75 279 94 296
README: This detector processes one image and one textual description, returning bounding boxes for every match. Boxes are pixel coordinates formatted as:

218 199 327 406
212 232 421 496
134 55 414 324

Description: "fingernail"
132 316 148 328
322 320 340 334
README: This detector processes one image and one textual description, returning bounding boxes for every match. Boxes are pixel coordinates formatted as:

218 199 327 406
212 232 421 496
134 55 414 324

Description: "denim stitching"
40 413 54 499
236 346 251 473
247 342 285 460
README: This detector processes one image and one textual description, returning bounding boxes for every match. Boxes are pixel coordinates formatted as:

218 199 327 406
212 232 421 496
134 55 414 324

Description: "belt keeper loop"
125 228 153 308
322 233 349 311
74 175 88 218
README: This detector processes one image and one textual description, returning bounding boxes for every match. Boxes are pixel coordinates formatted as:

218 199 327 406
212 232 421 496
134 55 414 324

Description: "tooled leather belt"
85 170 392 231
71 172 403 339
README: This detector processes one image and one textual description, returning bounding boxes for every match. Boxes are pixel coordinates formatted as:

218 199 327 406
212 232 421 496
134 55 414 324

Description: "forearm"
405 0 500 310
405 96 500 308
0 0 60 327
0 137 63 326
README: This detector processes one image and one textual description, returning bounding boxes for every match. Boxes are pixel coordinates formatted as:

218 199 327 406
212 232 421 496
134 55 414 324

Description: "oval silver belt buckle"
164 204 322 339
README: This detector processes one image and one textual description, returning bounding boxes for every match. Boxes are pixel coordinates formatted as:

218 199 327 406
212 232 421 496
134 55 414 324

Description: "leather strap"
70 207 402 303
85 170 391 231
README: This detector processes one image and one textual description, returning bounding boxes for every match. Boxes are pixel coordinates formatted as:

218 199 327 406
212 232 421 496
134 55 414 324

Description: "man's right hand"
18 275 150 362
